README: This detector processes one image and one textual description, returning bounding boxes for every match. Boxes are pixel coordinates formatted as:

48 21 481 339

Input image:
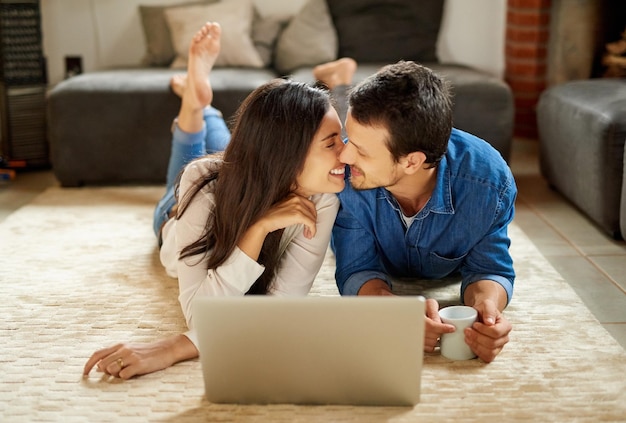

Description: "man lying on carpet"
83 22 352 379
331 61 516 363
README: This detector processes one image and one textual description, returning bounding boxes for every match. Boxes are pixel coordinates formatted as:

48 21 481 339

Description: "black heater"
0 0 48 168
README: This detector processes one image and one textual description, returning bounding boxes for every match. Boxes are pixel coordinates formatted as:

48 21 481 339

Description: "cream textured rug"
1 186 625 423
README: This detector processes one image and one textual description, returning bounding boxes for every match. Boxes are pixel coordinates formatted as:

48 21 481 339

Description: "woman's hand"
238 194 317 261
257 194 318 238
83 334 197 380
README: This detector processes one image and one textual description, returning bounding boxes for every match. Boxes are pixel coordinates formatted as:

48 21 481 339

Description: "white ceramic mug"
439 305 478 360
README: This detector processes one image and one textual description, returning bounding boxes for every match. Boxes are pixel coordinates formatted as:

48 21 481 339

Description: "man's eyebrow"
348 138 365 152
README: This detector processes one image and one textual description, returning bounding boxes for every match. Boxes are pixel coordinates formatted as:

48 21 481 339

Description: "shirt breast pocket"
428 251 468 278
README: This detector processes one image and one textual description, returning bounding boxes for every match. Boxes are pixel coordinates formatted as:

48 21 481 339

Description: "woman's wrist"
237 220 270 261
160 334 199 366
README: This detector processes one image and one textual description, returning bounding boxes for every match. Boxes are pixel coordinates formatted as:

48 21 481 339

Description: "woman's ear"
401 151 427 175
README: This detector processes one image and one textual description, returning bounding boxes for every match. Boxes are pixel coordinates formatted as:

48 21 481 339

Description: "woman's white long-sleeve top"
159 157 339 346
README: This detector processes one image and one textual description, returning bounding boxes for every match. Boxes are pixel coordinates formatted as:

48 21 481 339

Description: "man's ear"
400 151 427 175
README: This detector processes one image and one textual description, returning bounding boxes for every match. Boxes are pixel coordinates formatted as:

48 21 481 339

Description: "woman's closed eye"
326 135 341 149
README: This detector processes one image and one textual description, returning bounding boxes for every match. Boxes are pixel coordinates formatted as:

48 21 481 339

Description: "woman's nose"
338 141 352 164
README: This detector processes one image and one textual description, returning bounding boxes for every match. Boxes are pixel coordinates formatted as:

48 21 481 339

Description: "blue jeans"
153 106 230 240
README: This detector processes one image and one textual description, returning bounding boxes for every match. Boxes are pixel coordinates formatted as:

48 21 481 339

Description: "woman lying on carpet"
84 22 356 379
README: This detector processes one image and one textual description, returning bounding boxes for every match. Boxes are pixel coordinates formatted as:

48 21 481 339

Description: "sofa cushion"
166 0 264 69
252 12 290 67
139 0 282 68
48 67 279 186
274 0 338 74
327 0 444 63
139 0 216 67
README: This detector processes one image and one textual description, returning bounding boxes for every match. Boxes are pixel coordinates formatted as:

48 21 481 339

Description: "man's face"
339 111 404 190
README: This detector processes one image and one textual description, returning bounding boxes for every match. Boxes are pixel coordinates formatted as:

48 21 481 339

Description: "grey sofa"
47 0 514 187
537 79 626 239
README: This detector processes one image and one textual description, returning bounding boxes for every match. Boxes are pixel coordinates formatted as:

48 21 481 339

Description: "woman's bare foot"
170 74 187 98
313 58 357 89
182 22 221 112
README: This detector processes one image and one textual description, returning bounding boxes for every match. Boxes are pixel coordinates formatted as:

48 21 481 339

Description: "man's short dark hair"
348 61 453 167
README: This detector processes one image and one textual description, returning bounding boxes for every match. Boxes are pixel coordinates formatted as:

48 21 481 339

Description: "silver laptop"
193 295 425 406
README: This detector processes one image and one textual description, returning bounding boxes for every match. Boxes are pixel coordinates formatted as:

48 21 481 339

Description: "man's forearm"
357 279 394 296
463 280 508 310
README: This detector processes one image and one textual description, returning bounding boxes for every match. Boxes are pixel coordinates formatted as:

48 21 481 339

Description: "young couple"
84 22 515 380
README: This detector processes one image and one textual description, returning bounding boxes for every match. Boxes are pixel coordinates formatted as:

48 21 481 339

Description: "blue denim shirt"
331 128 516 303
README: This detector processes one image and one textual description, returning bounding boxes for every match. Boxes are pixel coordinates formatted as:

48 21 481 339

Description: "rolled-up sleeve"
459 174 516 305
331 200 390 295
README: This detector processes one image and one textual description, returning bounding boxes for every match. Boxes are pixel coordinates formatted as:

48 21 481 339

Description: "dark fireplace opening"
591 0 626 78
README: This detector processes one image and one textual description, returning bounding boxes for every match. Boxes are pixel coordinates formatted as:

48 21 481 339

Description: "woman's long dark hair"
177 79 332 294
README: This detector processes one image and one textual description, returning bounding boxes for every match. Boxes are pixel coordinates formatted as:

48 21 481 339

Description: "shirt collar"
428 154 454 215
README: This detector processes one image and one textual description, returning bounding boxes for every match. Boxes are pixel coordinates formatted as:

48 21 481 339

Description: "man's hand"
463 280 511 362
424 298 455 352
464 299 512 362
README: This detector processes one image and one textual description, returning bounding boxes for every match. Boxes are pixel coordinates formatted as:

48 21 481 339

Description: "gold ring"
116 358 124 369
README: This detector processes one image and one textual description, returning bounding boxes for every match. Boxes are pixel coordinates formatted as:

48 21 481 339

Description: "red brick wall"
504 0 551 139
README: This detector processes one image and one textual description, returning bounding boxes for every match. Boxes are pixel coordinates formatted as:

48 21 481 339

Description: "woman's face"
294 106 345 197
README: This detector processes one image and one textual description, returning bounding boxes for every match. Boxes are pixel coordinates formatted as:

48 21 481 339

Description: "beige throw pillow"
273 0 338 75
165 0 264 69
139 1 216 67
